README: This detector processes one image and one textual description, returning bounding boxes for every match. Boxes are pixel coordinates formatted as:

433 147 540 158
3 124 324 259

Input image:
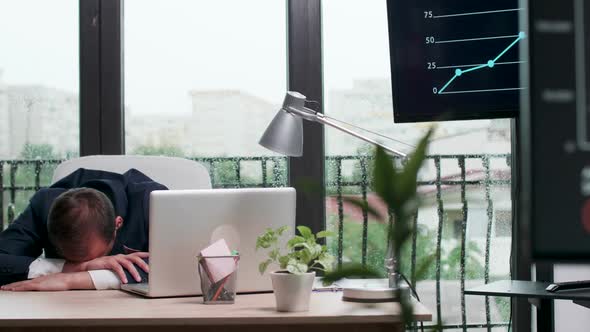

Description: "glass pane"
0 1 79 227
323 0 511 329
124 0 288 188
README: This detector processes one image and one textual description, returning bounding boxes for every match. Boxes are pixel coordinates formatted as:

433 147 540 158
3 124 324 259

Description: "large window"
322 0 511 329
0 1 79 227
124 0 288 188
0 2 519 328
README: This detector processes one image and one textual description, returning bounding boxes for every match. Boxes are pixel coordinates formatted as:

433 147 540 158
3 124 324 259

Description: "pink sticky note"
200 239 236 283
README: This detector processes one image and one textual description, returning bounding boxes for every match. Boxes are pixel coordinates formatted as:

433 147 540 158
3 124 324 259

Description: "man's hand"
63 252 149 283
1 272 94 291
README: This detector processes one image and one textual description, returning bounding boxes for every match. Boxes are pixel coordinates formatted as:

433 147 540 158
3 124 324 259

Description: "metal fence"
0 154 511 331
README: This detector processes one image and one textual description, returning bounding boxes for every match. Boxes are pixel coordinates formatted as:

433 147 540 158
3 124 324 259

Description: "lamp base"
342 284 409 303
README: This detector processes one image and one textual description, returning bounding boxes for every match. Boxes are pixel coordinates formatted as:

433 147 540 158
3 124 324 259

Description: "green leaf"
259 259 272 275
398 127 434 207
287 236 306 249
295 243 315 264
255 228 277 250
315 253 336 272
342 196 385 222
256 238 269 250
372 146 398 211
321 263 382 284
276 225 289 236
310 243 323 258
297 225 313 240
292 241 310 250
269 248 280 260
294 242 323 260
316 230 336 238
278 255 291 269
287 259 308 275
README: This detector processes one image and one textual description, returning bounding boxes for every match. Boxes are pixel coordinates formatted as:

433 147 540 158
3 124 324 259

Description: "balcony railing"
0 154 511 331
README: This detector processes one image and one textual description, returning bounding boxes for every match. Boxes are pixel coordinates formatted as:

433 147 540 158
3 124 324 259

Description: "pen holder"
197 254 240 304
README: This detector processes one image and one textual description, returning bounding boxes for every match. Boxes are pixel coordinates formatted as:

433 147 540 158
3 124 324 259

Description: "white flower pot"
270 270 315 312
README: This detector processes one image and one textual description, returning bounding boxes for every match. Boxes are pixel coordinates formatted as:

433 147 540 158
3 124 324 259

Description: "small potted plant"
256 225 335 312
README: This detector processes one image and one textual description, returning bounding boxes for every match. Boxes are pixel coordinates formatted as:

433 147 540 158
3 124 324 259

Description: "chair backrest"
52 155 212 190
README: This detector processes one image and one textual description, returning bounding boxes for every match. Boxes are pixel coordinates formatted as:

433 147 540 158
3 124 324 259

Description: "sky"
0 0 394 115
0 0 79 93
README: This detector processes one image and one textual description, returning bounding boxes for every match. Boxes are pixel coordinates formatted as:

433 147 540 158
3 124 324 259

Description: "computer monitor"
387 0 521 122
521 0 590 260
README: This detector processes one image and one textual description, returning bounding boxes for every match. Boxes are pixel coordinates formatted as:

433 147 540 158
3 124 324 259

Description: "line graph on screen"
436 31 526 94
423 6 526 96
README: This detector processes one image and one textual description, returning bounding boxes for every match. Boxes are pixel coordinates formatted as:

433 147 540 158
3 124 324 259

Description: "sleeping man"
0 168 166 291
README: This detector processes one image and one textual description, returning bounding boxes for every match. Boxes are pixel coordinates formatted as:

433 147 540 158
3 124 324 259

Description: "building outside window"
0 0 79 225
124 0 288 188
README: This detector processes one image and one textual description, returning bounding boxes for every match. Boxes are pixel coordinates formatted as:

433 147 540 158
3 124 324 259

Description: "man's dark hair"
47 188 116 261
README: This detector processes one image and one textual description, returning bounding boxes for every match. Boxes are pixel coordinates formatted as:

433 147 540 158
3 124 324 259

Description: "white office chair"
51 155 212 190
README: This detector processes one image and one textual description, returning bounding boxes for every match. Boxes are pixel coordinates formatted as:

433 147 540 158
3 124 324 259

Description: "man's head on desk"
48 188 123 262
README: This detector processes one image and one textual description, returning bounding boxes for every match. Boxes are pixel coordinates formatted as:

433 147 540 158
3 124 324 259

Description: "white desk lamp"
259 91 408 302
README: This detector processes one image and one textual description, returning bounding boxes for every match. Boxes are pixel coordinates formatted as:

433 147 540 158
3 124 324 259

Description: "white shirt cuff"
27 258 65 279
88 270 121 290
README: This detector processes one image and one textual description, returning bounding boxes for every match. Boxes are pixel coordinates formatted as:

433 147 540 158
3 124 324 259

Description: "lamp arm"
286 106 407 158
317 115 407 158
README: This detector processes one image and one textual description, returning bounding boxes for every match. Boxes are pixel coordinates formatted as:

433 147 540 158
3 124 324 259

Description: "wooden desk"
0 291 431 332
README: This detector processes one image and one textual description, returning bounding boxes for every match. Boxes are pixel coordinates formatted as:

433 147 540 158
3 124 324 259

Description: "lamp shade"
259 108 304 157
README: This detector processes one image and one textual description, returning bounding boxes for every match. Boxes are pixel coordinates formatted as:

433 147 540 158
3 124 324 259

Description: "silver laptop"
121 187 296 297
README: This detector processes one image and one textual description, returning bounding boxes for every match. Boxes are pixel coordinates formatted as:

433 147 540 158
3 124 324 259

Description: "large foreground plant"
323 127 442 329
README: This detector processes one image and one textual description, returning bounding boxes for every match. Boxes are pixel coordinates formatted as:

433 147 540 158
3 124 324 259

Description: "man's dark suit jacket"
0 168 167 286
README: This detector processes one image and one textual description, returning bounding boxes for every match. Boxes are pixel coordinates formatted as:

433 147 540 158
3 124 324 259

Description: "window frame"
78 0 533 330
79 0 124 155
287 0 326 234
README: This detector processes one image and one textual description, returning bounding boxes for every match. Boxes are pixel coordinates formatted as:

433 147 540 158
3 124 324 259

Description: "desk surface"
0 290 431 327
465 280 590 301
